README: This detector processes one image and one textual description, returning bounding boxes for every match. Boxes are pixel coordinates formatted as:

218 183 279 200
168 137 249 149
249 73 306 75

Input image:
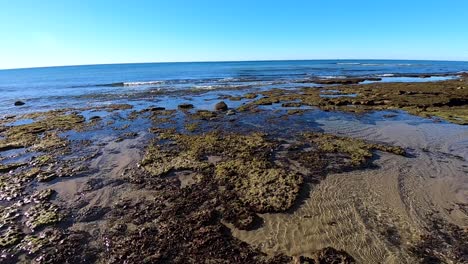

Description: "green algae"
20 230 63 254
25 203 62 231
184 122 200 132
215 159 302 212
189 110 218 120
141 144 208 176
0 112 85 151
243 93 258 99
32 155 54 166
0 206 20 228
142 131 302 213
0 226 23 248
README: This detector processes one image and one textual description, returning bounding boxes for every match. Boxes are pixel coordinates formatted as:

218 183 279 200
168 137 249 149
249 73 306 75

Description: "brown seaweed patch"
0 112 85 151
141 131 302 216
215 159 302 212
409 214 468 264
189 110 218 120
302 133 405 166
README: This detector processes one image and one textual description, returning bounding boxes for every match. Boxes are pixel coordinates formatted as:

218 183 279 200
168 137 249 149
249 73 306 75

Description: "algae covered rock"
0 226 23 248
25 203 62 231
302 132 405 166
215 159 302 212
141 131 304 214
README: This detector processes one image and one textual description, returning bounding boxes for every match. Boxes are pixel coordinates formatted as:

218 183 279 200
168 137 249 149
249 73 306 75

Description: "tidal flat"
0 76 467 264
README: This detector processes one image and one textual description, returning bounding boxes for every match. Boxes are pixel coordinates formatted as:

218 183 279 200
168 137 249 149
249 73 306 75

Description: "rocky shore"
0 77 467 263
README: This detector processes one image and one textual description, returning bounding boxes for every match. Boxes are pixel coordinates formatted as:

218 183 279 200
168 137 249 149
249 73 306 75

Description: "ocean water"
0 60 467 115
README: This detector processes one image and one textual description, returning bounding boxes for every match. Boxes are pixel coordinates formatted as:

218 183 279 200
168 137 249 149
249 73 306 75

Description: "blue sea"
0 60 467 115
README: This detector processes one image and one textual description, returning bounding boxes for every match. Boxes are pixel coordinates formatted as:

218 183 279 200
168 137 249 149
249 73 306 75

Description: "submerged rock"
178 103 194 110
14 101 25 106
315 247 356 263
214 101 228 111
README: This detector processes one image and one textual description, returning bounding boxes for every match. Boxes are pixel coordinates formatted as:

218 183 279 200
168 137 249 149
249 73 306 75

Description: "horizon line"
1 58 468 71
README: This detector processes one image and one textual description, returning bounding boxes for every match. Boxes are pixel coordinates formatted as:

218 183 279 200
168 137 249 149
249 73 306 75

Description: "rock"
298 256 316 264
226 110 236 116
150 107 166 111
14 101 25 106
281 102 303 107
178 103 194 110
214 101 228 111
315 247 355 264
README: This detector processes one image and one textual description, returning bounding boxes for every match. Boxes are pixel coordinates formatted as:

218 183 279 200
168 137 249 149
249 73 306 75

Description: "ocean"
1 60 467 115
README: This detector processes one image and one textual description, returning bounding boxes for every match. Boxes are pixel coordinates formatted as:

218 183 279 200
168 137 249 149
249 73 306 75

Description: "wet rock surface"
215 101 229 111
237 75 468 125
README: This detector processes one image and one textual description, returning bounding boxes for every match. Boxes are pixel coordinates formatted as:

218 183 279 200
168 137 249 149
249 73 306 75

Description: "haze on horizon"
1 0 468 70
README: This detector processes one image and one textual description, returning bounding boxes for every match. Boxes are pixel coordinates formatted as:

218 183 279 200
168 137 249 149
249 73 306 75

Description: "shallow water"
1 60 467 115
0 61 467 263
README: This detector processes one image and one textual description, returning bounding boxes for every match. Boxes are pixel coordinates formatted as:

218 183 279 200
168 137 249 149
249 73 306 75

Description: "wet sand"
232 119 468 263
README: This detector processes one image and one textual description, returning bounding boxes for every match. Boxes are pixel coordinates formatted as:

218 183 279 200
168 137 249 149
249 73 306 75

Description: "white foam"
122 81 164 86
377 74 395 77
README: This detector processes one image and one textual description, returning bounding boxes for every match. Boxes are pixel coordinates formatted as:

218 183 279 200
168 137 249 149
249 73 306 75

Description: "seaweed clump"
0 111 85 151
141 131 302 215
302 133 405 166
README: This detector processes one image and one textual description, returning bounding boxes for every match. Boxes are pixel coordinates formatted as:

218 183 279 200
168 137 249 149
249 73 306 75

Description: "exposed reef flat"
0 78 467 263
237 74 468 125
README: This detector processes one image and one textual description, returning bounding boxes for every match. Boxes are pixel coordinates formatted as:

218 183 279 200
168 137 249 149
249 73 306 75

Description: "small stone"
226 110 236 116
178 103 194 110
214 101 228 111
14 101 25 106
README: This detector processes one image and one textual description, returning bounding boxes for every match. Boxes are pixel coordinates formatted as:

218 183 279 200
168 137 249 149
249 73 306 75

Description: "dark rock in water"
150 107 166 111
315 247 355 264
215 101 228 111
178 103 194 110
14 101 25 106
89 116 101 121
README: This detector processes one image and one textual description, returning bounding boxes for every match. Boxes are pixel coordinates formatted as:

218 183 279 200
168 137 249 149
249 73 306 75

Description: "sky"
0 0 467 69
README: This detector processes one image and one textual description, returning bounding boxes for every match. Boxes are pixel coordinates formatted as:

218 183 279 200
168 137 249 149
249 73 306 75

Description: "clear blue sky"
1 0 467 69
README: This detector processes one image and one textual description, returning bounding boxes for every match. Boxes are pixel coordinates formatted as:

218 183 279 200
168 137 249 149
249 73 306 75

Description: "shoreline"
0 77 467 263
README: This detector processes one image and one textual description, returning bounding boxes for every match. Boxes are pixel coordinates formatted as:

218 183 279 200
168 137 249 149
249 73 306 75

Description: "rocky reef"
237 76 468 125
0 77 466 263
